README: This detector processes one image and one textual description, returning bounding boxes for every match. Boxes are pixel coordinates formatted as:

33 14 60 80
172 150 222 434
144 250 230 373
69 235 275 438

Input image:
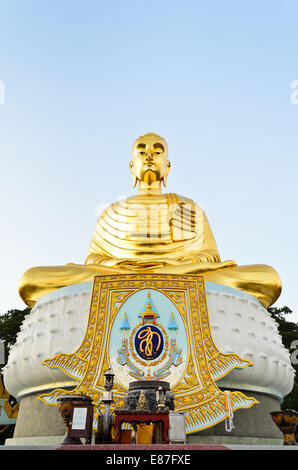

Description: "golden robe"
19 193 281 308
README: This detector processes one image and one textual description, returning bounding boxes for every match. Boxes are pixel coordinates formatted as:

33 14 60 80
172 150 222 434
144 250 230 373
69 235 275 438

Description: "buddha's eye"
138 151 146 155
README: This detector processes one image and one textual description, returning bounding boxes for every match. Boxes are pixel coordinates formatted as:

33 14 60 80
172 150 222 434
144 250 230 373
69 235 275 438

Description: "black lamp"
104 368 115 392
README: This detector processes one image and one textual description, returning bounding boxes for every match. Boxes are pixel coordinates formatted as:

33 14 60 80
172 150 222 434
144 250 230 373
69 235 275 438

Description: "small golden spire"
140 292 158 324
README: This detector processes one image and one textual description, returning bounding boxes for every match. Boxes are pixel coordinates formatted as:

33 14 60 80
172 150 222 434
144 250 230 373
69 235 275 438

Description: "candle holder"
57 395 93 445
270 410 298 446
156 386 167 410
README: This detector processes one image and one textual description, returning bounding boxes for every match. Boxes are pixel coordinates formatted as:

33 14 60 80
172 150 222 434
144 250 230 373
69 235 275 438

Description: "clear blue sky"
0 1 297 321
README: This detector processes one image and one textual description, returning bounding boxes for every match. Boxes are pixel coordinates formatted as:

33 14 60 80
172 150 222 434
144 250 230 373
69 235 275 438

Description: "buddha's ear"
129 160 138 188
162 160 171 187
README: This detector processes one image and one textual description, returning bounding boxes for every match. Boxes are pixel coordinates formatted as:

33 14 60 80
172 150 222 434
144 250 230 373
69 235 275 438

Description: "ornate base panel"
38 274 258 433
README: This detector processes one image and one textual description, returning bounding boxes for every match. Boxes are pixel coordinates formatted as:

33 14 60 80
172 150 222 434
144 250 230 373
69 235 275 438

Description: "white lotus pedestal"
3 278 295 446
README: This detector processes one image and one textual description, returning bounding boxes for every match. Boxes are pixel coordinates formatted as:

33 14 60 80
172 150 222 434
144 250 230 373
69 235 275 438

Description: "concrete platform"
57 444 230 450
1 443 297 450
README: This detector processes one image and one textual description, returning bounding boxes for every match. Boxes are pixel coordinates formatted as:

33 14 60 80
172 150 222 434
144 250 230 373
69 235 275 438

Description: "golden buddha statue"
19 133 281 309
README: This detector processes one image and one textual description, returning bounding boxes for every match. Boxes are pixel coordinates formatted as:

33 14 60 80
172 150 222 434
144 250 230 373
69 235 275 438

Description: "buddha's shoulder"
100 193 201 216
111 192 197 204
169 193 195 204
166 193 204 211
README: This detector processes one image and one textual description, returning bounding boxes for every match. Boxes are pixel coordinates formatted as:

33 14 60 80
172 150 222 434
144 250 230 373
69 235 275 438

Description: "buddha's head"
130 133 171 189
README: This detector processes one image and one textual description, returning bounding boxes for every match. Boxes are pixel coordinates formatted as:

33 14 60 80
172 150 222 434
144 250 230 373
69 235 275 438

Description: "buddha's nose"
146 150 153 161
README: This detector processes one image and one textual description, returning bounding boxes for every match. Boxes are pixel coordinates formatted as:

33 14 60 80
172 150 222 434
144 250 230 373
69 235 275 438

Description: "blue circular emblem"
135 325 164 360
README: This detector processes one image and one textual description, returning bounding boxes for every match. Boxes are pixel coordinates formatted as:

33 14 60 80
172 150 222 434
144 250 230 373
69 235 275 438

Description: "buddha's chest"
107 196 197 242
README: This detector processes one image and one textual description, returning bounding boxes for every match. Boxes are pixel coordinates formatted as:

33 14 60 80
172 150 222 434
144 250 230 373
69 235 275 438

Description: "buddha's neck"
137 181 163 196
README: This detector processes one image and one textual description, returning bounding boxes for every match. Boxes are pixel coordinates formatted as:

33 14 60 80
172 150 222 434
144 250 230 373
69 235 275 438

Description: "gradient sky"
0 1 297 321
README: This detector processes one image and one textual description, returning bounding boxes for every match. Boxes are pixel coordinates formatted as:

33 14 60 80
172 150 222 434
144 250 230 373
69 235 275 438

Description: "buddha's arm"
85 212 114 265
178 249 221 264
174 203 221 264
85 252 111 265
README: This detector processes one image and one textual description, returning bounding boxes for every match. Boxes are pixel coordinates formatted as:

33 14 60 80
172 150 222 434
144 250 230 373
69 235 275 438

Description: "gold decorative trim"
38 274 258 433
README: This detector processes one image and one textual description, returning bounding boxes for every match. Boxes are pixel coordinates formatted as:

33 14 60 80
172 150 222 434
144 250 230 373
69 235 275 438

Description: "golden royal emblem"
137 326 162 359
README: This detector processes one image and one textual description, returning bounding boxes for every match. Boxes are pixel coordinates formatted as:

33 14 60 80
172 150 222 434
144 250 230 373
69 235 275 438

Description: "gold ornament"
39 274 259 434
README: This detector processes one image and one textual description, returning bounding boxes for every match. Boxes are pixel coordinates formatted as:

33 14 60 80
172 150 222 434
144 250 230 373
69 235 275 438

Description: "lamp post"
102 368 115 443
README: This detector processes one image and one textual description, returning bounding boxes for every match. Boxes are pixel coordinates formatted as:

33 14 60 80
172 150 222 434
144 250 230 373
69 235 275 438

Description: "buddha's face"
130 133 170 187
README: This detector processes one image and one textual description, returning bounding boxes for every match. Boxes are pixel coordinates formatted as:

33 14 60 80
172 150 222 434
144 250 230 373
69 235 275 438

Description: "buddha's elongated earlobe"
129 160 138 188
162 160 171 187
